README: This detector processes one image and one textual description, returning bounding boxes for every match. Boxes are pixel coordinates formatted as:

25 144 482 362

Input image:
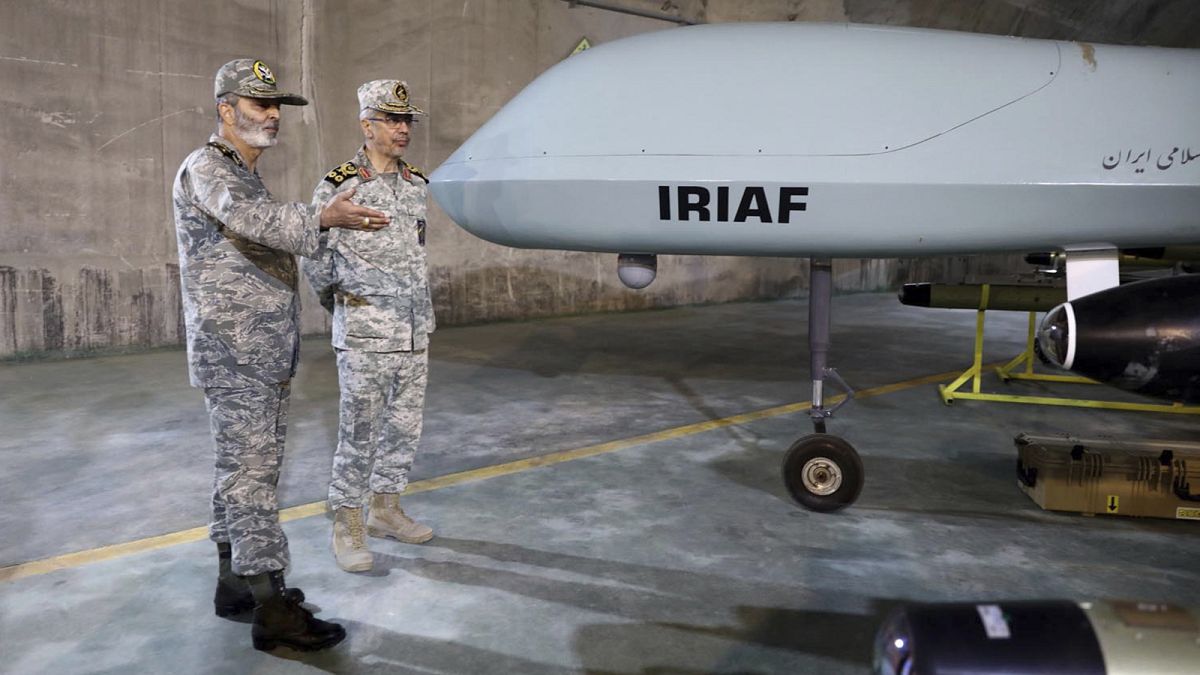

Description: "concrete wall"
0 0 309 357
1 0 1196 359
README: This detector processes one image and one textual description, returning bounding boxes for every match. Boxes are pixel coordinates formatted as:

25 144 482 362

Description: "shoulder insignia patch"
205 142 246 170
323 161 359 185
403 161 427 183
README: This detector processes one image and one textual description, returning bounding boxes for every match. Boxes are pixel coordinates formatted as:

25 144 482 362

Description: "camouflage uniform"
173 59 316 576
302 80 435 510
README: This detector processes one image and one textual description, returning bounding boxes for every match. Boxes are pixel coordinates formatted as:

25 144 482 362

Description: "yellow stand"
937 285 1200 414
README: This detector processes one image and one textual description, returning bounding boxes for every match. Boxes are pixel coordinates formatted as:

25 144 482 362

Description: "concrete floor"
1 294 1198 674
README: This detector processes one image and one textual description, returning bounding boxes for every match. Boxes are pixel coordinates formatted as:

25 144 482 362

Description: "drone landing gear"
781 259 864 512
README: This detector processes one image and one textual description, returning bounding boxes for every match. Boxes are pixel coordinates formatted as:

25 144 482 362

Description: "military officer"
173 58 389 651
302 80 436 573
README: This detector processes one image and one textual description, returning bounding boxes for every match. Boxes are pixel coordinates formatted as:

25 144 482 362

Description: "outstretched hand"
320 189 389 231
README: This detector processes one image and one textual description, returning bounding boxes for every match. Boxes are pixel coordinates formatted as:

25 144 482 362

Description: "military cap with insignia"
214 58 308 106
357 80 426 116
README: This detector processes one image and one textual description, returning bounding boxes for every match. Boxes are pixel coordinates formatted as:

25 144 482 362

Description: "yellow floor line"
0 366 971 584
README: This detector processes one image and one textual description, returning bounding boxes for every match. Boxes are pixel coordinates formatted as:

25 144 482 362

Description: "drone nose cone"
428 161 468 228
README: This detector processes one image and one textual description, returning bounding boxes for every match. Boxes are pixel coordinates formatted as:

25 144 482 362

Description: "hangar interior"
1 1 1198 673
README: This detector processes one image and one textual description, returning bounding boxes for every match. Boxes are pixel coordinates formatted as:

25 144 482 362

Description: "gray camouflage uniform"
302 80 435 510
173 59 316 576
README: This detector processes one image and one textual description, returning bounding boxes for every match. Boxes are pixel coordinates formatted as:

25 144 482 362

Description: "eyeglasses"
365 116 417 128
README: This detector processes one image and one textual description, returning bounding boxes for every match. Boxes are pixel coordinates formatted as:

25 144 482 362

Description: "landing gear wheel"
782 433 864 512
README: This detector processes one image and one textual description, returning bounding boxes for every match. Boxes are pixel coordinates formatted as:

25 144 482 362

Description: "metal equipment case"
1015 433 1200 520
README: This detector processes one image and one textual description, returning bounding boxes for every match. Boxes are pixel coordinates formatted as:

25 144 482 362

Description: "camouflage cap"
214 58 308 106
357 80 426 116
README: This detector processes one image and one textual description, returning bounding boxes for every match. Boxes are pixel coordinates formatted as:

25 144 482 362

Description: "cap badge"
252 60 276 85
393 82 409 104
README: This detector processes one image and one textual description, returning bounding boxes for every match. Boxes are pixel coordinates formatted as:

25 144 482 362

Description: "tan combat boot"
332 506 373 572
367 492 434 544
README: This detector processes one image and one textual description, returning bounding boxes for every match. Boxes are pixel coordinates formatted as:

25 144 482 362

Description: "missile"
874 600 1200 675
429 23 1200 259
1037 274 1200 403
899 283 1066 312
1026 248 1200 272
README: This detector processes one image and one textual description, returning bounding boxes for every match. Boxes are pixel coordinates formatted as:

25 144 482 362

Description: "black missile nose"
1025 252 1057 267
898 283 932 307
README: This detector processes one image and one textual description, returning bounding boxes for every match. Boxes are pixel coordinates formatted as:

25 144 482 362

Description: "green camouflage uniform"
173 59 314 576
302 79 436 510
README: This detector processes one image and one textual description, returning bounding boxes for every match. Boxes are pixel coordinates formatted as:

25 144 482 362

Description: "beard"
382 142 405 162
234 108 278 148
365 128 406 162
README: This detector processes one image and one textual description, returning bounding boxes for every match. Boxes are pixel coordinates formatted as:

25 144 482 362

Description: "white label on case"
977 604 1012 639
1177 507 1200 520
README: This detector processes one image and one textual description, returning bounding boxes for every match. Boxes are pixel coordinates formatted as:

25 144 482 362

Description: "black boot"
214 543 305 618
248 571 346 652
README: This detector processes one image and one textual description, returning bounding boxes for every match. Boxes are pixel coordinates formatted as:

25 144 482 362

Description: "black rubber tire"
781 433 864 512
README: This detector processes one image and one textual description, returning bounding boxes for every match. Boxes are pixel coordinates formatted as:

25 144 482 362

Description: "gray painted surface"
1 295 1198 672
1 0 1197 358
431 23 1199 256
